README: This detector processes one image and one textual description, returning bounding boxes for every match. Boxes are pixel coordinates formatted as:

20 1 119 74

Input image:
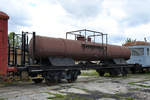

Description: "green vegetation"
54 93 91 100
98 93 134 100
109 94 134 100
0 98 6 100
122 37 136 46
54 94 65 98
128 81 150 88
104 73 110 77
8 32 21 47
80 70 99 76
0 81 13 87
46 92 65 99
135 84 150 88
0 79 24 87
46 91 92 100
128 88 140 91
128 82 135 85
74 87 89 93
125 97 135 100
45 90 136 100
125 38 136 43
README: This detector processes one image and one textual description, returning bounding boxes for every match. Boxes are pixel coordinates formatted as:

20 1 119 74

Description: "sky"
0 0 150 45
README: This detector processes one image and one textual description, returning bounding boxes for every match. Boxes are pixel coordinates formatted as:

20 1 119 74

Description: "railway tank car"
26 30 133 84
29 36 130 63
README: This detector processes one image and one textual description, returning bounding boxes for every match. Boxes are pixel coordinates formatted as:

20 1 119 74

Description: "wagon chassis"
25 64 138 72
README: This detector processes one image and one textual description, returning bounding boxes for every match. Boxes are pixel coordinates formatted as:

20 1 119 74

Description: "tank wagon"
25 29 137 84
0 11 138 84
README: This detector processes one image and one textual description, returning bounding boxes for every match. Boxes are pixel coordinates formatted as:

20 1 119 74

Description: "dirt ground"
0 72 150 100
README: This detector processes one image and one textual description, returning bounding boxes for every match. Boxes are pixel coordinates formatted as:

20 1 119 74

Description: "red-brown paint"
0 11 9 76
29 36 131 61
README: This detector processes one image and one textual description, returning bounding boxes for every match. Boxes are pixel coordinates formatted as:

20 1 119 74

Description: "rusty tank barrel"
29 36 131 61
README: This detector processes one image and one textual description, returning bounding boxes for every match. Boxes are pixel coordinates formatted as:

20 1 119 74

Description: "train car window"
147 48 149 56
130 48 144 56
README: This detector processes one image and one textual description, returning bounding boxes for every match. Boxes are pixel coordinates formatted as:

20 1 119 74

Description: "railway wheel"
130 67 136 74
45 76 60 85
121 68 128 76
32 78 43 84
67 78 76 83
96 70 105 76
21 71 29 80
45 78 57 85
67 70 80 83
109 69 120 77
44 71 61 85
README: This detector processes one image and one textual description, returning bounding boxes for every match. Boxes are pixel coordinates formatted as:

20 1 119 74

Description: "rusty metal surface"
0 11 9 75
29 36 130 61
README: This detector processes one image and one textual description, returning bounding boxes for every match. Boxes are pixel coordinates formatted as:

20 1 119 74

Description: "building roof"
0 11 9 20
123 41 150 46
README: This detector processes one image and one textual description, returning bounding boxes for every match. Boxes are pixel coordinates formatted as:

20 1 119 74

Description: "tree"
122 38 136 46
125 38 136 43
8 32 21 47
126 38 132 43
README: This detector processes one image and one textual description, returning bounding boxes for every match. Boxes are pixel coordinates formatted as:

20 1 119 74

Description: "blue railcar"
127 45 150 68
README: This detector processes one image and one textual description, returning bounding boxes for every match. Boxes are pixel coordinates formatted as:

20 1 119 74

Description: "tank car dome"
0 11 9 20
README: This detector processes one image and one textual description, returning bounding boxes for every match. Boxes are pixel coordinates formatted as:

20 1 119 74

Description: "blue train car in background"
126 41 150 72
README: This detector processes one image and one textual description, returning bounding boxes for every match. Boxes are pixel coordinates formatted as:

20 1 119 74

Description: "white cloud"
102 0 127 20
124 23 150 41
122 0 150 27
0 0 150 45
57 0 104 19
0 0 32 33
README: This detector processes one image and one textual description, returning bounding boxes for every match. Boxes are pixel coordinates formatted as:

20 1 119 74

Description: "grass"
104 73 110 77
110 94 134 100
46 92 65 99
80 70 99 76
46 92 91 100
0 80 23 87
128 82 136 85
125 97 135 100
128 81 150 88
0 77 32 87
0 98 6 100
135 84 150 88
47 94 64 99
128 88 140 91
73 87 89 93
97 93 135 100
54 93 91 100
0 81 14 87
45 89 136 100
